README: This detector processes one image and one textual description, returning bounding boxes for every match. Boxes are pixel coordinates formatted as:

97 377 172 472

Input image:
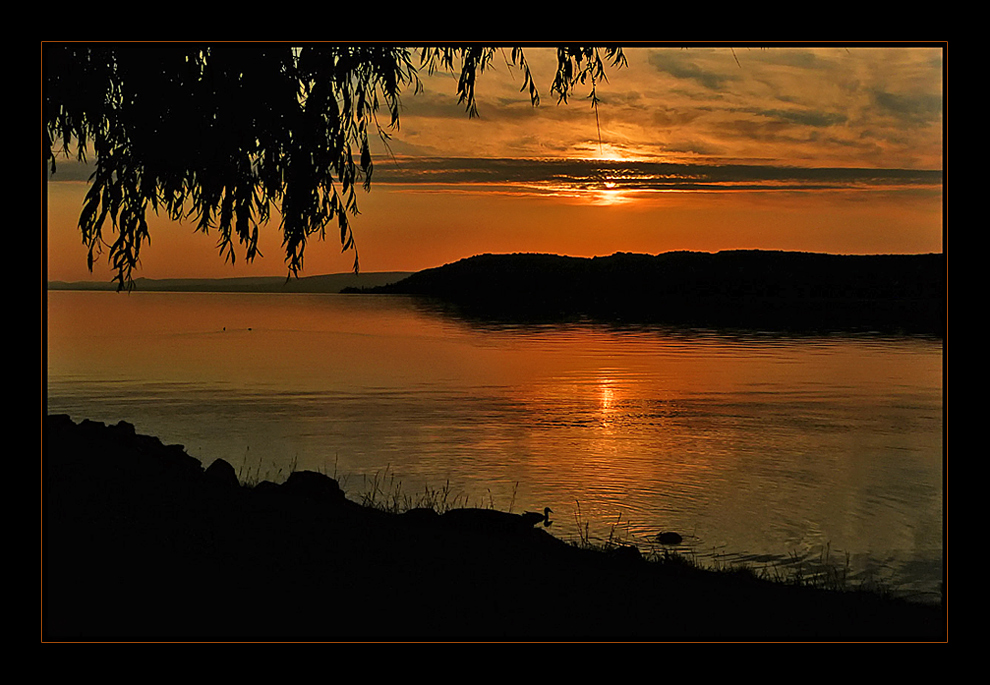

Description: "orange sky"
45 45 944 282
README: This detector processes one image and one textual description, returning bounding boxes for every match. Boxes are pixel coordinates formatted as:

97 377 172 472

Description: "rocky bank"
42 414 945 641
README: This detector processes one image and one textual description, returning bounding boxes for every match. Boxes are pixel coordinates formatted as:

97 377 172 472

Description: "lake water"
45 290 944 603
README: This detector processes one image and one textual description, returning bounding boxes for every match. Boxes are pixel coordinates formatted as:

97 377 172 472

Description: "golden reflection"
590 187 634 206
597 376 617 429
598 377 614 411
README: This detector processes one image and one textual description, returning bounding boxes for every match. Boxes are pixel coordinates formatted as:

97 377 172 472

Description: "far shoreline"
47 249 946 337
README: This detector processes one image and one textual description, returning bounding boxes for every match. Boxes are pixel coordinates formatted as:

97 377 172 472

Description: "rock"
115 420 136 436
610 544 643 564
281 470 344 503
205 458 239 489
252 480 280 496
47 414 73 431
401 507 440 525
157 444 204 482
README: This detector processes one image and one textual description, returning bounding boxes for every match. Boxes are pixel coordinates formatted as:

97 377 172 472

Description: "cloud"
372 156 942 195
646 50 738 91
752 48 822 70
650 106 705 128
756 108 848 128
871 89 943 126
46 157 94 182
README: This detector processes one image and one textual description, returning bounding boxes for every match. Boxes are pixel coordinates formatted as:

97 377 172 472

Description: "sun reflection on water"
597 376 616 426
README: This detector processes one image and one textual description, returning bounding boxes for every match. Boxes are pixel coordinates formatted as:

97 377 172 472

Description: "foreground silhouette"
42 415 944 641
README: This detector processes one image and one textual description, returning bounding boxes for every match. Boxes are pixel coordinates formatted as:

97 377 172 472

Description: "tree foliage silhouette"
44 45 626 288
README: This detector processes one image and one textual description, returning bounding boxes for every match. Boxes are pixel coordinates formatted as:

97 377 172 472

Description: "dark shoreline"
42 414 945 642
350 251 945 337
46 271 413 294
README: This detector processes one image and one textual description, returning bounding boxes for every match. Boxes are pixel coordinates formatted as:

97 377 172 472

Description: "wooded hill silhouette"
348 250 944 335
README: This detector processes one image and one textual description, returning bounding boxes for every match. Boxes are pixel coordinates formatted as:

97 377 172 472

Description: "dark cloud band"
373 157 943 194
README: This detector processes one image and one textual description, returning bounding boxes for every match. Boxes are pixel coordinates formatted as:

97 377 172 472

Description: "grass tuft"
358 465 470 514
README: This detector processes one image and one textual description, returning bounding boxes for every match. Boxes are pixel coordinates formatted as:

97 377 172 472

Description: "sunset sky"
45 45 944 282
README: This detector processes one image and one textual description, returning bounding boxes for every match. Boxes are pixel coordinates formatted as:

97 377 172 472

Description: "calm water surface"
46 291 944 602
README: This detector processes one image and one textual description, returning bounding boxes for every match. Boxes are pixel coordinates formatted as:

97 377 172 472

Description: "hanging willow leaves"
44 45 625 289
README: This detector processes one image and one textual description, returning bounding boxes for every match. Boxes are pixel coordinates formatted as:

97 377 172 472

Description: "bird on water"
443 506 553 534
521 507 554 528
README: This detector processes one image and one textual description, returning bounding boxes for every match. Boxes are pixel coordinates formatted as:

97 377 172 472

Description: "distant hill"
349 251 945 335
47 272 413 294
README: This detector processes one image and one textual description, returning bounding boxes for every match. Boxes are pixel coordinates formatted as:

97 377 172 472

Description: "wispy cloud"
871 89 943 125
373 156 942 197
50 153 942 199
392 46 944 170
647 50 740 91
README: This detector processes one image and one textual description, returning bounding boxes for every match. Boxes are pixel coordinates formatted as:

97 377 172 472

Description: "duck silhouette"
521 507 553 528
443 506 553 534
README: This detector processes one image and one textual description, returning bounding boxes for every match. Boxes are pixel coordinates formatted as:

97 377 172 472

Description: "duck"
521 507 554 528
443 506 553 535
656 531 683 545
